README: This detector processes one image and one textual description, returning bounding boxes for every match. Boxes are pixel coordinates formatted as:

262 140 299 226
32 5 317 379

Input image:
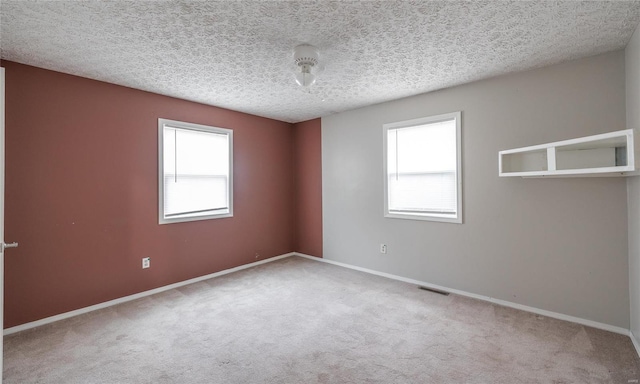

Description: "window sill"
159 211 233 225
384 211 462 224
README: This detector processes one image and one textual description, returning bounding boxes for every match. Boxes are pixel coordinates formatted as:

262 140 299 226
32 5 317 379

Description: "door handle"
1 242 18 252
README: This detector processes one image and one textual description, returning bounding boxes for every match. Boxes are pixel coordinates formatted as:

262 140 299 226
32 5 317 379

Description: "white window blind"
384 112 462 223
159 119 233 224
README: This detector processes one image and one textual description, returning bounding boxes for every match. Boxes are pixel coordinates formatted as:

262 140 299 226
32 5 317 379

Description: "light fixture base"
293 44 319 67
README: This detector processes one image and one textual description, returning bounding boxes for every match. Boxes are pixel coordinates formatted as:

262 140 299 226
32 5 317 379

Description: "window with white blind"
383 112 462 223
158 118 233 224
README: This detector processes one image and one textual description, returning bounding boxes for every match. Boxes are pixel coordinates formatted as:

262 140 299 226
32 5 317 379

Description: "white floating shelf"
499 129 636 177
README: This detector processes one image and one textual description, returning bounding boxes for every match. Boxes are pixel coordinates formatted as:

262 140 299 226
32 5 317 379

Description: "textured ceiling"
2 1 640 123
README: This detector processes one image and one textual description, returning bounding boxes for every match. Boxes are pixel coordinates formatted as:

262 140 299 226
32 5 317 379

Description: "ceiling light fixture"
293 44 321 88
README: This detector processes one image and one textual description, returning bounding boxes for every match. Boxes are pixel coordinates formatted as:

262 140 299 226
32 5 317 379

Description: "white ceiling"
2 1 640 123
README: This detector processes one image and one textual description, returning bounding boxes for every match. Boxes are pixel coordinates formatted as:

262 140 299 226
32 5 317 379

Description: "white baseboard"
4 252 296 336
5 251 631 340
295 253 629 336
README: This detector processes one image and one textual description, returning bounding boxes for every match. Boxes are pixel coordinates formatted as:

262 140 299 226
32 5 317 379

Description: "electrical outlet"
142 257 150 269
380 244 387 254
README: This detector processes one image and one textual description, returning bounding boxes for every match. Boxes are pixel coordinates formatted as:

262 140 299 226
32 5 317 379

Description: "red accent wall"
3 61 297 327
293 119 323 257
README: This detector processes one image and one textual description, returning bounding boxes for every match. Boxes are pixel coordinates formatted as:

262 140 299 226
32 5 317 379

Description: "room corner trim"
294 253 629 336
294 252 322 259
4 252 297 336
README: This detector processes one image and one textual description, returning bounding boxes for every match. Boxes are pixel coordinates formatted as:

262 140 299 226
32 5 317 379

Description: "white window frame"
158 118 233 224
383 111 462 224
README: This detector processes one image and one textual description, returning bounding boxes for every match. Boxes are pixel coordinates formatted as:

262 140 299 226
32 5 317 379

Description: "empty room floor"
3 256 639 383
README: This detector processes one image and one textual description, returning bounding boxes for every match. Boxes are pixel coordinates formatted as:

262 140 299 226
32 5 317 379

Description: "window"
158 118 233 224
383 111 462 223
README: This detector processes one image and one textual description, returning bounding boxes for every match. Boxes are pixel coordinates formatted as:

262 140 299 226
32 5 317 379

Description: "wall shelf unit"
499 129 636 177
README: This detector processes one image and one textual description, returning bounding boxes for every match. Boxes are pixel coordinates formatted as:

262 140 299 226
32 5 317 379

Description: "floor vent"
418 286 450 296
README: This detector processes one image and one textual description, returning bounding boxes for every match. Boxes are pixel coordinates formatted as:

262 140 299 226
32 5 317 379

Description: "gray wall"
322 51 629 328
627 22 640 342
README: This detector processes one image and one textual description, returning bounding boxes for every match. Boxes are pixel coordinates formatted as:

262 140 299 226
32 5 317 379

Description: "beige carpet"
4 256 639 383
